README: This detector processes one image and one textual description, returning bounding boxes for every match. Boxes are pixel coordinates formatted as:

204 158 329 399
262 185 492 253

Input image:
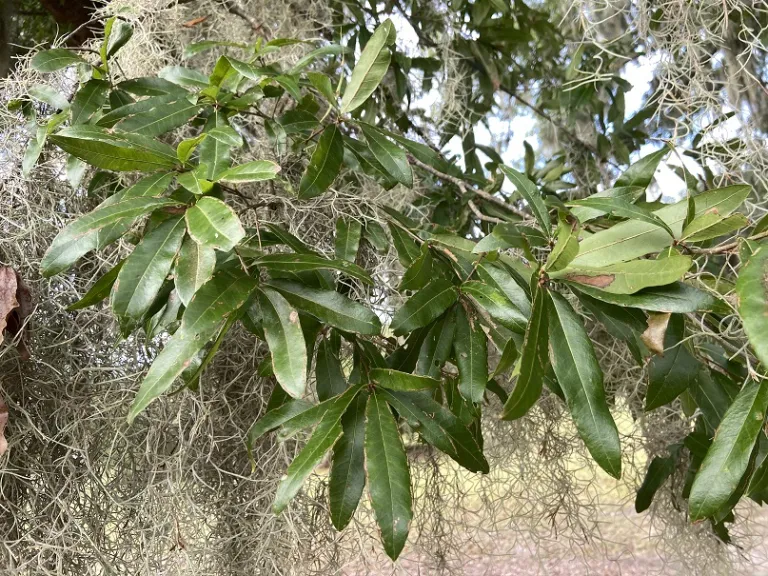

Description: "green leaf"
41 173 177 276
22 125 47 177
371 368 439 391
316 337 347 401
278 110 319 134
158 65 209 89
31 49 88 72
177 170 213 195
737 243 768 369
49 126 178 172
245 396 314 455
689 379 768 521
174 236 216 307
67 260 124 310
545 213 580 272
307 71 337 105
570 282 714 313
476 262 531 317
118 98 199 137
117 77 190 97
388 223 421 266
391 278 458 336
268 280 381 335
453 304 488 403
71 79 109 125
298 124 344 199
646 315 700 410
185 196 245 252
570 185 751 267
128 267 257 422
198 111 233 180
681 213 748 243
379 388 489 473
399 244 433 291
499 166 551 236
29 84 70 110
335 218 362 262
340 20 396 114
567 197 675 238
256 253 373 285
176 135 207 164
574 290 646 362
292 44 350 74
635 445 681 512
568 186 646 222
102 17 133 61
552 254 692 295
615 147 668 188
501 281 549 420
111 216 186 330
547 291 622 479
216 160 281 183
97 94 178 128
461 281 526 333
182 40 249 60
365 391 412 561
415 311 456 378
274 387 362 513
360 123 413 187
329 392 367 530
258 287 307 398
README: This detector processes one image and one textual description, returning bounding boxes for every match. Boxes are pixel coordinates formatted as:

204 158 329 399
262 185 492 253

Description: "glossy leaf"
299 124 344 199
399 245 433 291
70 79 109 125
216 160 281 183
268 280 381 335
737 243 768 369
365 391 412 561
568 197 675 238
198 111 233 180
335 218 362 263
245 397 313 455
31 49 88 72
186 196 245 252
689 379 768 521
175 236 216 306
111 216 186 329
453 304 488 403
360 123 413 187
545 213 580 272
118 98 199 137
316 337 347 401
681 213 748 243
128 267 257 422
646 315 700 411
552 255 692 295
615 147 667 188
548 291 622 479
499 165 551 236
256 253 373 285
22 125 46 177
371 368 439 391
258 287 307 398
461 281 527 333
329 392 367 530
635 445 681 512
391 278 458 336
501 281 548 420
67 260 124 311
340 20 396 114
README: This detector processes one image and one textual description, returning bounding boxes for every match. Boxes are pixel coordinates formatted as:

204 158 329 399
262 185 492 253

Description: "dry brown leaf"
641 312 672 356
0 267 18 347
182 15 209 27
0 397 7 456
0 267 33 360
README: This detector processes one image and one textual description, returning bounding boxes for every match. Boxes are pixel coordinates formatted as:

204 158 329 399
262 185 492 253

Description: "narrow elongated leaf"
569 186 645 222
682 213 747 243
22 125 46 177
97 94 178 127
158 65 209 88
335 218 362 263
118 77 190 97
216 160 281 183
274 389 361 513
415 311 455 378
548 291 622 478
570 185 751 267
365 391 412 561
646 315 700 411
371 368 439 391
103 17 133 60
245 397 314 454
379 388 489 473
268 280 381 335
329 392 367 530
307 71 337 104
128 268 257 422
111 216 186 329
42 177 176 276
635 445 681 512
499 166 551 236
30 84 69 110
340 20 396 114
299 124 344 199
462 280 527 333
501 281 548 420
198 111 232 180
568 197 675 238
477 262 531 317
256 253 372 284
31 49 88 72
545 214 580 272
360 123 413 187
737 243 768 369
175 236 216 306
259 287 307 398
391 279 458 336
389 223 421 266
71 79 109 125
400 245 432 291
177 170 213 195
553 255 692 295
316 337 347 401
67 260 124 310
615 147 668 188
292 44 350 74
571 282 714 313
49 126 178 172
186 196 245 251
454 304 488 403
689 380 768 520
118 98 199 137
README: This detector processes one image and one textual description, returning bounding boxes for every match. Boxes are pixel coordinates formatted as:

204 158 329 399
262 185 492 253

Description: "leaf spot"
566 274 615 288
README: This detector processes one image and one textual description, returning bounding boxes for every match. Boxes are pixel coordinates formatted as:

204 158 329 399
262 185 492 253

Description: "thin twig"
685 229 768 255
